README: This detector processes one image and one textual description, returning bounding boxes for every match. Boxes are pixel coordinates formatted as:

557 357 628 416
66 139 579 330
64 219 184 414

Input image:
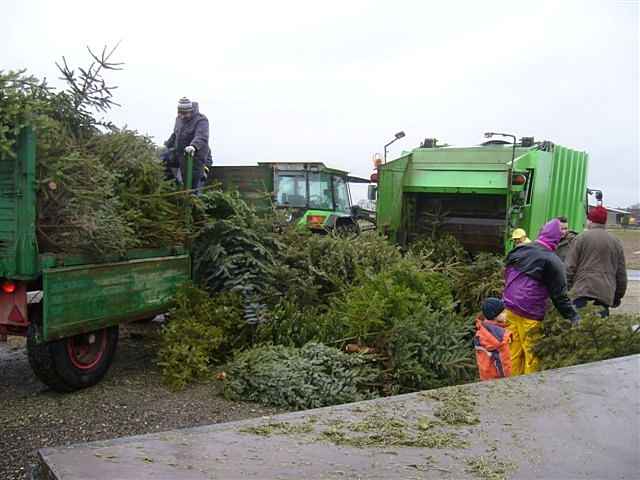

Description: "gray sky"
3 0 639 207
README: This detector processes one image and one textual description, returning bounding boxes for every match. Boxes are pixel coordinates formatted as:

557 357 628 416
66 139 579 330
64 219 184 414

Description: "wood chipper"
0 127 193 392
210 162 374 233
373 135 593 253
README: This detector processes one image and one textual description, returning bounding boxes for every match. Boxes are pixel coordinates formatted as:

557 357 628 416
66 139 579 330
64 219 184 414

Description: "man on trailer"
164 97 211 190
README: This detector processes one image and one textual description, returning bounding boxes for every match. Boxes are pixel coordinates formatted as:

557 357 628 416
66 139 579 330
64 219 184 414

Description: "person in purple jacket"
503 218 579 375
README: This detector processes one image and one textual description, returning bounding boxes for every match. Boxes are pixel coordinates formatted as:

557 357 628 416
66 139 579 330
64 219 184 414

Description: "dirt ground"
0 323 283 480
610 228 640 269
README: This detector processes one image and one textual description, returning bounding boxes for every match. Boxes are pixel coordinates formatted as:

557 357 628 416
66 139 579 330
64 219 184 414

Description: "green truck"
374 135 592 253
0 128 191 392
211 162 372 232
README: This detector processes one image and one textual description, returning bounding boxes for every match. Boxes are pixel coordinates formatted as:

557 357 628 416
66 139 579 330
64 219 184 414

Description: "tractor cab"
271 163 360 230
210 162 372 233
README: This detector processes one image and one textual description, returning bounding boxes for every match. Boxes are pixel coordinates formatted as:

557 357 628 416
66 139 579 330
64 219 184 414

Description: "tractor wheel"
27 321 119 393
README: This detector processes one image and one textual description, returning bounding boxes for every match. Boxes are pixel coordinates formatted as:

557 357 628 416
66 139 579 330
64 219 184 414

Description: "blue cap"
482 297 505 320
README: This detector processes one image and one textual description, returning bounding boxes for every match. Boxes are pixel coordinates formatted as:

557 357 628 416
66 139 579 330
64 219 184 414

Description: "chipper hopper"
374 135 590 253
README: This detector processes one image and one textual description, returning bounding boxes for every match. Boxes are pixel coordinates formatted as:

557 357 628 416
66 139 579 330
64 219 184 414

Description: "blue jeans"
573 297 609 318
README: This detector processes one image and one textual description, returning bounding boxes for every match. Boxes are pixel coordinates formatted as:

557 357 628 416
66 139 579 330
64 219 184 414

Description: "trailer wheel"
27 321 119 393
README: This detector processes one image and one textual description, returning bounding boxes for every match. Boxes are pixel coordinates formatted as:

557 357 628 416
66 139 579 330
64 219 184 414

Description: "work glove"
184 145 196 155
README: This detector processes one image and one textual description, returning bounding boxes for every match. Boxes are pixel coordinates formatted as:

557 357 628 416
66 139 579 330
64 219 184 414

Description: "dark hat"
482 297 505 320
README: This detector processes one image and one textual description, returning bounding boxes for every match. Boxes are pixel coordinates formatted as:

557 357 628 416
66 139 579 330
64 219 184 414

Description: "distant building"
627 204 640 226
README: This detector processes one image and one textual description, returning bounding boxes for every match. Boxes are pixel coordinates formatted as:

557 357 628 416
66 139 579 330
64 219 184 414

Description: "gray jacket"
164 102 211 167
566 224 627 307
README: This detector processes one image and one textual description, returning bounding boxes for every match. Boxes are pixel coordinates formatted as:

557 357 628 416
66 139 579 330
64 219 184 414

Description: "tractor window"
276 173 307 207
332 175 350 212
308 171 333 209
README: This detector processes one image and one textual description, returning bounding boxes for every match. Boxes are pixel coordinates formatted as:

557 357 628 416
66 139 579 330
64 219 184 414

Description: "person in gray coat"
566 206 627 317
555 216 578 263
164 97 211 190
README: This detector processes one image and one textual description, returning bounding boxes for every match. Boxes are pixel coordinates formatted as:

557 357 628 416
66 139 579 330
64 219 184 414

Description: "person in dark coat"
164 97 211 190
555 216 578 262
502 219 579 375
566 206 627 317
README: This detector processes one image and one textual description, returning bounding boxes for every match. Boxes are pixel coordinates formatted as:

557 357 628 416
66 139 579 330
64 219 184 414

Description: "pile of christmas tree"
0 46 186 257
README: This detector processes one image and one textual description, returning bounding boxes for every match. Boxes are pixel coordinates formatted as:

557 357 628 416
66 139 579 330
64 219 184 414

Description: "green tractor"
210 162 374 233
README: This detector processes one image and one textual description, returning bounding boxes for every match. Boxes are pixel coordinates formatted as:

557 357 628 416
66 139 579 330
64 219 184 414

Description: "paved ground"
34 355 640 480
615 271 639 315
0 323 282 480
2 274 637 479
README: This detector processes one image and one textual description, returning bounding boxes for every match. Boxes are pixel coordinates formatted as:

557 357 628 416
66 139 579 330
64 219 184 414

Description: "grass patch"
434 403 480 426
239 417 317 436
318 409 467 449
240 403 470 450
610 228 640 269
239 387 482 450
423 386 480 426
465 455 516 480
409 431 467 449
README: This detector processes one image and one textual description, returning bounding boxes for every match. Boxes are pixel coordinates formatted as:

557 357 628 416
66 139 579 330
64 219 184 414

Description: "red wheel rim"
66 330 108 370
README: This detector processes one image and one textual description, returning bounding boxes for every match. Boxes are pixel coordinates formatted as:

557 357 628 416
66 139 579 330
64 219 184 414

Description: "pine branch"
55 43 123 115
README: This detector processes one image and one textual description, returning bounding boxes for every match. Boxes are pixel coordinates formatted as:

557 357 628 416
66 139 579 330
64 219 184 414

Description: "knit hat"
177 97 193 113
482 297 505 320
588 206 607 225
511 228 527 240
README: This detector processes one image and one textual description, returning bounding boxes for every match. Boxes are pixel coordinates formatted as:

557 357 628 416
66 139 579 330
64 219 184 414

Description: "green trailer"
210 162 372 232
0 127 191 392
374 136 591 253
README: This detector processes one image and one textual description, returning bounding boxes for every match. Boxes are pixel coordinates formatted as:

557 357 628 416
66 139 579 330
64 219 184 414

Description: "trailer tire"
27 323 68 393
27 322 119 393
